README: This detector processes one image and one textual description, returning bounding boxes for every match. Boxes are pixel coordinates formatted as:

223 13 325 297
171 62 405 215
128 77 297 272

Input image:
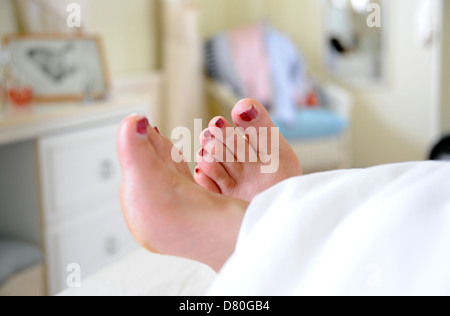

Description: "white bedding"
209 161 450 295
59 250 217 296
60 161 450 296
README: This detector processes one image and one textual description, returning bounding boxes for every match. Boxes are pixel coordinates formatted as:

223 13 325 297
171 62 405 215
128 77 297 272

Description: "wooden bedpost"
161 0 206 161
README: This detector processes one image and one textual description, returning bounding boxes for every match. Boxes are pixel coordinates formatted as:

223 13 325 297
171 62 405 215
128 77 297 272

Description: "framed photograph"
3 34 110 102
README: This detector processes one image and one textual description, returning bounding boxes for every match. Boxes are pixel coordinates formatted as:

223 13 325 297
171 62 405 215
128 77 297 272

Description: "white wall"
87 0 159 75
0 0 158 76
198 0 324 75
0 0 19 40
349 0 441 166
441 0 450 135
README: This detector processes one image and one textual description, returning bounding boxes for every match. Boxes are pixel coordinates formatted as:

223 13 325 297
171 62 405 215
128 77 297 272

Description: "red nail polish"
154 126 160 135
239 106 258 122
195 168 200 174
215 118 224 128
137 118 149 135
200 148 206 157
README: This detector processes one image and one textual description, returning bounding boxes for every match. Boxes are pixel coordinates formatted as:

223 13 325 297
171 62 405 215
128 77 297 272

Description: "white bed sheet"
59 249 217 296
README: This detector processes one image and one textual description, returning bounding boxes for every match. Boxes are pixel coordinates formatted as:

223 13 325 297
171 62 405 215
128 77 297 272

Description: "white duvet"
59 250 217 296
208 161 450 296
62 161 450 296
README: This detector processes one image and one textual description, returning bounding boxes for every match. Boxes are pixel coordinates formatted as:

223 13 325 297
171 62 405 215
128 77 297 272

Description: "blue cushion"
271 108 348 141
0 238 43 284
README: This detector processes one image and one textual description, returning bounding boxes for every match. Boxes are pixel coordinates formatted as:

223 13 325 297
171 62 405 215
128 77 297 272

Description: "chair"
204 24 353 173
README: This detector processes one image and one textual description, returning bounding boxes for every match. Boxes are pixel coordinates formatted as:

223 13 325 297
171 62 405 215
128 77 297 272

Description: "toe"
117 115 171 248
207 117 244 156
117 115 159 170
204 116 258 165
231 99 274 128
193 166 221 194
231 99 296 166
202 138 244 178
231 99 277 154
200 128 215 148
197 148 237 191
206 116 234 148
208 116 233 133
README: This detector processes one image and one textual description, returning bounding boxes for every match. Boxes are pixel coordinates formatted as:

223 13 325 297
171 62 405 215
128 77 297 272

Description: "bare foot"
194 99 302 202
117 115 248 272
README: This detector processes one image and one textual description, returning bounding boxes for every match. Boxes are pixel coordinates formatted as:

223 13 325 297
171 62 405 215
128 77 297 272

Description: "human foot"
117 115 248 272
194 99 302 202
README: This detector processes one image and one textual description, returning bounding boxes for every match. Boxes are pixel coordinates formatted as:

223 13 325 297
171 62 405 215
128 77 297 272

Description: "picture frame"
3 34 110 102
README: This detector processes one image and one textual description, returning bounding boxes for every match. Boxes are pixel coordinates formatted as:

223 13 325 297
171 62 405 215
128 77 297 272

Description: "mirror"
323 0 386 86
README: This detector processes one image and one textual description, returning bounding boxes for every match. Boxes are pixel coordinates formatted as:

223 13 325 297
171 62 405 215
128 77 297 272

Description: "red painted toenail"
137 118 149 135
239 105 258 122
195 167 200 174
215 118 224 128
200 148 206 157
154 126 160 135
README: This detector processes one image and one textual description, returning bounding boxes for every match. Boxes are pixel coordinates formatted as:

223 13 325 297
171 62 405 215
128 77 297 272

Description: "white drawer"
39 124 121 222
46 207 139 295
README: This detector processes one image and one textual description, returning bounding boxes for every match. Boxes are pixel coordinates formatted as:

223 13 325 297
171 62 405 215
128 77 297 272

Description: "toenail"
195 167 200 174
154 126 160 135
204 130 212 139
239 105 258 122
215 118 225 128
137 118 149 135
200 148 206 157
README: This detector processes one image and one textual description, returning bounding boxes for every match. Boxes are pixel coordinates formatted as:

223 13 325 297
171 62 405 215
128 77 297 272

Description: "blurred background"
0 0 449 296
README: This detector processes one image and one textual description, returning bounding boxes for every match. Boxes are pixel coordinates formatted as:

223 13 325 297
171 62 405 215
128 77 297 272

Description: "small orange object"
9 86 33 106
306 91 320 107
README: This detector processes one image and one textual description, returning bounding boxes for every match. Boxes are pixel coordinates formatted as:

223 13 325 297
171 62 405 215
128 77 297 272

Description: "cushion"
272 108 348 141
0 238 43 285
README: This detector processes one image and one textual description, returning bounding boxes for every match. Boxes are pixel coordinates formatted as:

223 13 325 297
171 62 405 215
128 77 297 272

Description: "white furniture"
289 84 352 173
38 116 140 295
60 249 217 296
0 74 162 295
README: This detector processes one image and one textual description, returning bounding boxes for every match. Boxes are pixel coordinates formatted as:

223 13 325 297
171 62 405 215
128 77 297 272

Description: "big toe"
231 98 281 157
231 98 275 130
117 115 160 177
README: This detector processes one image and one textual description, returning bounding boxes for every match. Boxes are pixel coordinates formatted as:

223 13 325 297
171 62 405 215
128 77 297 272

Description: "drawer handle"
105 236 119 256
100 159 114 180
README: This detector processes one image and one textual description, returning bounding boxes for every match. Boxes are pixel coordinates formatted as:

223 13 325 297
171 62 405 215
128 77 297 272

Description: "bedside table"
38 114 141 295
0 88 160 295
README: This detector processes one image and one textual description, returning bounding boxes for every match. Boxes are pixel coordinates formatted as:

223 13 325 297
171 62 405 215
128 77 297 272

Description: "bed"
59 161 450 296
